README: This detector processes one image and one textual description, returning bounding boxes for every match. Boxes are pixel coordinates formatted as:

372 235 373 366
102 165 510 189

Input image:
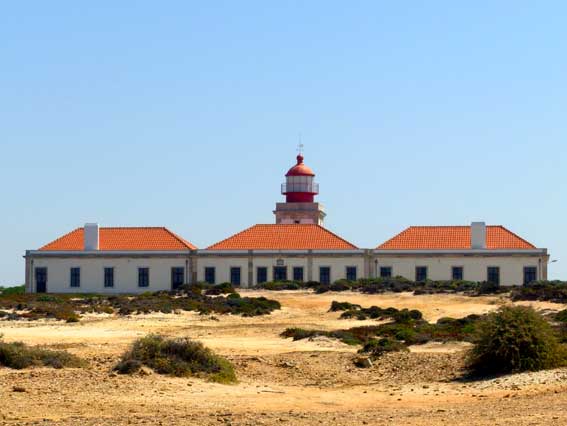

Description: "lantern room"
281 154 319 203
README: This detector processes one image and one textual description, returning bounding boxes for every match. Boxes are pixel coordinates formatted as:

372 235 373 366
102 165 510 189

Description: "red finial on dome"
286 153 315 177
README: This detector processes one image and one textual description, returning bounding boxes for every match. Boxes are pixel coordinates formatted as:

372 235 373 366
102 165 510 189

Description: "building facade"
24 153 549 293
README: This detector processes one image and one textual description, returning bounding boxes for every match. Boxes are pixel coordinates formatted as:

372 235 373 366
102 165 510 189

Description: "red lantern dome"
285 154 315 177
281 154 319 203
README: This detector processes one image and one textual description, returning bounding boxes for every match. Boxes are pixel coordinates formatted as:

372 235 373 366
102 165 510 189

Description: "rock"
353 357 373 369
279 361 296 368
12 386 26 393
138 366 153 376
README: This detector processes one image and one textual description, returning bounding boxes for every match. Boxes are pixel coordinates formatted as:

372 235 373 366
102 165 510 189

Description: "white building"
24 153 549 293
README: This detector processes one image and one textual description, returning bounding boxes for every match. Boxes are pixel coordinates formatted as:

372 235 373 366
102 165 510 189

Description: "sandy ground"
1 290 567 425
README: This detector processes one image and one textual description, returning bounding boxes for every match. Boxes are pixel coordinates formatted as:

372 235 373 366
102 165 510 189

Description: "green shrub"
0 285 25 296
258 281 304 290
468 306 567 376
0 337 85 369
511 281 567 303
329 301 361 312
359 337 408 358
204 282 236 295
555 310 567 323
114 334 236 383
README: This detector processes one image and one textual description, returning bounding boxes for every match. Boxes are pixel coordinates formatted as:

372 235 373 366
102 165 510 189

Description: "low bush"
257 281 305 291
0 285 25 296
511 281 567 303
336 303 422 323
0 289 281 320
204 282 236 295
468 306 567 376
555 309 567 323
283 305 481 351
0 336 85 369
359 337 408 358
114 334 236 383
329 301 361 312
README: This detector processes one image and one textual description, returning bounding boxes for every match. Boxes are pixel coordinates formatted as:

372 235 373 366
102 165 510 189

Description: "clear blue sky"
1 1 566 285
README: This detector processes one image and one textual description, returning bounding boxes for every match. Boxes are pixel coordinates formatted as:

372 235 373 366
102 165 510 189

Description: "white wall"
196 255 365 287
312 257 365 283
30 256 190 294
28 252 545 293
375 255 543 286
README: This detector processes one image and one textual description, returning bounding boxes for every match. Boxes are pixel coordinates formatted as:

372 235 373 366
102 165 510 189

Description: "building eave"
373 248 548 256
26 250 195 258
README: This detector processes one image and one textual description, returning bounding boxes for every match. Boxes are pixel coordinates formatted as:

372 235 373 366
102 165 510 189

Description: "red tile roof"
39 227 197 251
378 226 536 250
207 224 357 250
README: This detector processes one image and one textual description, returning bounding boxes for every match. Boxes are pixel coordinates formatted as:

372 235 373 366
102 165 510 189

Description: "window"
346 266 357 281
319 267 331 285
452 266 464 281
257 267 268 284
273 266 287 281
70 267 80 288
523 267 537 285
204 267 216 284
415 266 428 282
487 267 500 285
380 267 392 278
171 267 184 290
104 267 114 288
293 266 304 282
138 267 150 287
230 267 241 286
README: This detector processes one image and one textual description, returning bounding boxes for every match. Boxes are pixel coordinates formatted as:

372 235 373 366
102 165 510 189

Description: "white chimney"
84 223 99 251
471 222 486 249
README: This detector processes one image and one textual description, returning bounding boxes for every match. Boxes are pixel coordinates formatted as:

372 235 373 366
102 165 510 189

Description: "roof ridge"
495 225 536 249
207 224 258 250
39 227 82 250
162 227 197 250
314 224 358 249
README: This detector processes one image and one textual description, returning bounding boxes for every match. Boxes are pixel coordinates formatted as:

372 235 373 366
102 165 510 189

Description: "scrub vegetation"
468 306 567 376
257 277 506 295
511 281 567 303
0 285 280 322
114 334 236 383
0 334 86 369
282 303 481 357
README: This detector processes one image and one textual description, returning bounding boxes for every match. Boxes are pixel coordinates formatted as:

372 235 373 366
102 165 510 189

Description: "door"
171 267 185 290
35 267 47 293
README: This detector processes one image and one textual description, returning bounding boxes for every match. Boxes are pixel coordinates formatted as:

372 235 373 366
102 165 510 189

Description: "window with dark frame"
380 267 392 278
346 266 357 281
104 267 114 288
415 266 428 282
171 267 184 289
257 267 268 284
523 267 537 285
70 267 80 287
230 267 241 286
487 267 500 285
293 266 304 282
273 266 287 281
204 267 216 285
319 267 331 285
452 266 464 281
138 267 150 287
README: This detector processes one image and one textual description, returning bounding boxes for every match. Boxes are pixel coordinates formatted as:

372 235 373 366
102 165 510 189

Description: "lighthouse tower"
274 152 326 225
